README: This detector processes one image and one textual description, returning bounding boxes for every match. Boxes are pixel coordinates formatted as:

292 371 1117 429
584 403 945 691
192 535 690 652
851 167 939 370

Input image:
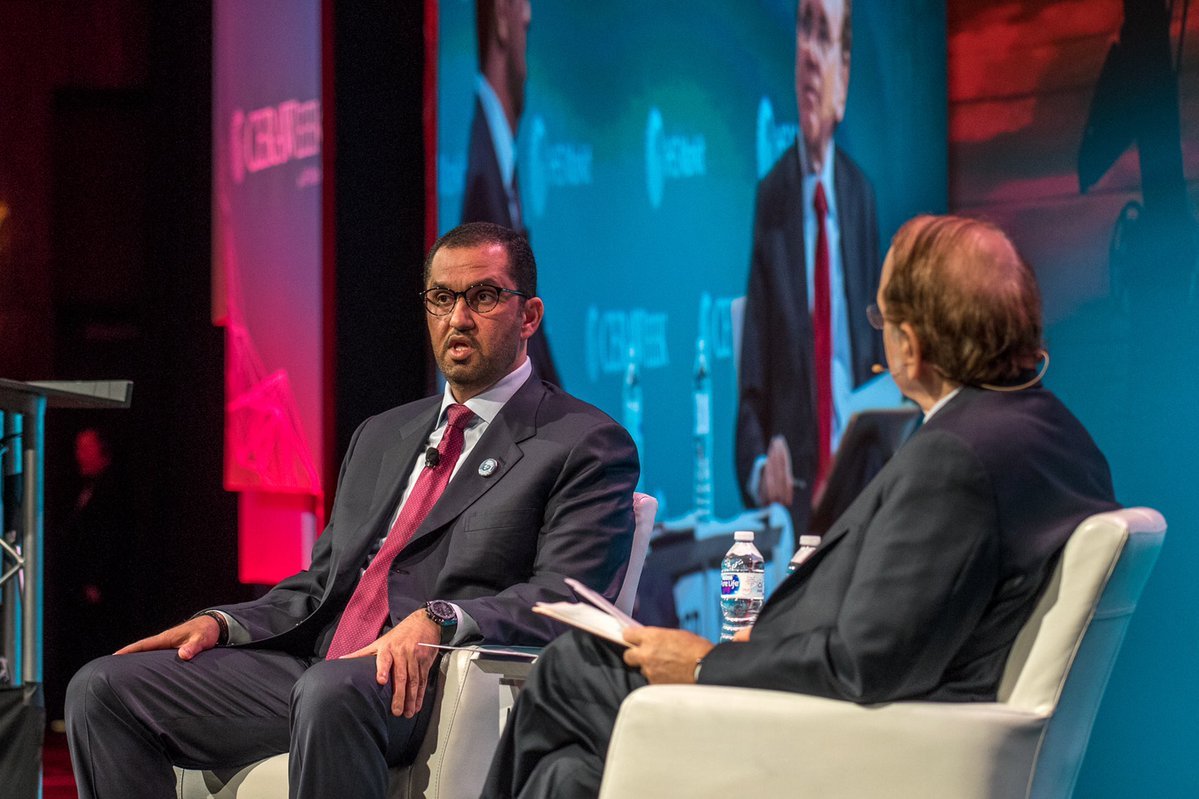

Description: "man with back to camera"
462 0 561 386
481 214 1119 799
65 222 638 799
737 0 884 536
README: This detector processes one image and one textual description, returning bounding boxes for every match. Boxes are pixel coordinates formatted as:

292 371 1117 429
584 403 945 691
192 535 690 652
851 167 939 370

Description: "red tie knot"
445 403 476 431
813 181 828 219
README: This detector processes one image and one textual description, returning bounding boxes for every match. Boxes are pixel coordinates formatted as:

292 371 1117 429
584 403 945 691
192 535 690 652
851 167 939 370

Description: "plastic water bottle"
720 530 765 641
787 535 822 574
693 294 714 522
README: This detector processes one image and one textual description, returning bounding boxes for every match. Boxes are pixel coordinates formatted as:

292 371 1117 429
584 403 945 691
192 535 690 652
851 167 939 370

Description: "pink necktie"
812 181 832 487
326 403 476 659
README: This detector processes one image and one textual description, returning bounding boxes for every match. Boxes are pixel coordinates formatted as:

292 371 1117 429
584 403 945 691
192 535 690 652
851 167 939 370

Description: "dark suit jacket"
736 145 882 534
215 377 638 654
461 98 561 387
704 386 1117 703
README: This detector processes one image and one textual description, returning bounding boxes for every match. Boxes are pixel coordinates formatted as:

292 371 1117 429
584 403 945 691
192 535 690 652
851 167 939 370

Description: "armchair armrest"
394 647 537 799
599 685 1050 799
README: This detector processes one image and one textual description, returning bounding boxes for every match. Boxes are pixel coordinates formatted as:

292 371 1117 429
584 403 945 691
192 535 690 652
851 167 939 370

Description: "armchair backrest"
614 493 658 615
996 507 1165 798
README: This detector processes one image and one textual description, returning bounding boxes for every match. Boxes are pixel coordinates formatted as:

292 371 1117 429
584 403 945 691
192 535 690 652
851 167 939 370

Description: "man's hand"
115 615 220 661
622 627 715 685
760 434 795 506
340 610 441 718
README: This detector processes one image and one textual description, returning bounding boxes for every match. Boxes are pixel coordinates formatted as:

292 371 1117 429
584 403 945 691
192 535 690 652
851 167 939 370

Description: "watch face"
426 600 456 626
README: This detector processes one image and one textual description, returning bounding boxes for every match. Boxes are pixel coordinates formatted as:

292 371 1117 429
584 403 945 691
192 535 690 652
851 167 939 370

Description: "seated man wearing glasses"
481 214 1118 799
66 222 639 799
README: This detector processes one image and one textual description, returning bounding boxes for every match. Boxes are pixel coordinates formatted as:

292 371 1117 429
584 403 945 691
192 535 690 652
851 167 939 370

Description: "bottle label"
721 571 764 599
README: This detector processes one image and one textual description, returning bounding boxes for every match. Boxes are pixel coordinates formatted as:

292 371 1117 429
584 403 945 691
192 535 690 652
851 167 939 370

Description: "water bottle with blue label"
720 530 764 641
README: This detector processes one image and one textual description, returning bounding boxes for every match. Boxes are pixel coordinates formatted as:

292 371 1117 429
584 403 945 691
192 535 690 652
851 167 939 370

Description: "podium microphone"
424 447 441 469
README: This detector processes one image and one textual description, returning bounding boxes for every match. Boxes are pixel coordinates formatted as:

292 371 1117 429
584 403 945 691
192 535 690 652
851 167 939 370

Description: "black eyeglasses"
866 303 885 331
419 283 529 316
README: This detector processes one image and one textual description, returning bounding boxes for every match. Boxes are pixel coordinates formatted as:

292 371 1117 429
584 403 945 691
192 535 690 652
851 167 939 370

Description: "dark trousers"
65 647 436 799
481 630 648 799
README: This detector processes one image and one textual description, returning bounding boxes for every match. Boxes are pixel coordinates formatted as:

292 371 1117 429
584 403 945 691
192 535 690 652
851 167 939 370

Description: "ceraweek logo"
644 107 707 209
585 307 669 383
525 115 593 219
583 295 739 383
230 98 322 185
755 97 797 180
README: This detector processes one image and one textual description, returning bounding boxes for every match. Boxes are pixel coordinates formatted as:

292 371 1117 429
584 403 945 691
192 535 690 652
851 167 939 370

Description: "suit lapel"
834 148 875 389
405 378 543 546
330 400 440 568
779 148 818 420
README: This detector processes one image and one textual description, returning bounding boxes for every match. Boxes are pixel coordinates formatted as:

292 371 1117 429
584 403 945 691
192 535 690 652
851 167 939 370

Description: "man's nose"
448 295 477 328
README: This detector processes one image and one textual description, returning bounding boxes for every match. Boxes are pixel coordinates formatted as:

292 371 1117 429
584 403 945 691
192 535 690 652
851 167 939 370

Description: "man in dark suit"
481 215 1118 799
65 223 637 799
737 0 883 535
461 0 560 386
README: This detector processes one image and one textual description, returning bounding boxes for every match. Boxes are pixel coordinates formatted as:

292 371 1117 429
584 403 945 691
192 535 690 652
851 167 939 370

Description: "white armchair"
597 507 1165 799
176 492 658 799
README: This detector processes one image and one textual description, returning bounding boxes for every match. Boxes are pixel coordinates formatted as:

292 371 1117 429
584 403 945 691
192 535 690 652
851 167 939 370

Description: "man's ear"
896 321 923 380
521 296 544 339
494 0 511 47
834 55 850 125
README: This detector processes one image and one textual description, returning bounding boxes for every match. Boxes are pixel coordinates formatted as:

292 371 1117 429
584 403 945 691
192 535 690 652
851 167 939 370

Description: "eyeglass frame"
419 282 530 316
797 2 842 59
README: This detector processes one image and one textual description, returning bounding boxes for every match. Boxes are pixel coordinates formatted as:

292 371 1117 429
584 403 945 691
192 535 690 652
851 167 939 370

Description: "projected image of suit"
461 0 561 386
736 0 883 535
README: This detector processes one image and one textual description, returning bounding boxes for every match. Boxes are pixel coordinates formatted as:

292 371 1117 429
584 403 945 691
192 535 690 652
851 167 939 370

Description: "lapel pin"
478 458 499 478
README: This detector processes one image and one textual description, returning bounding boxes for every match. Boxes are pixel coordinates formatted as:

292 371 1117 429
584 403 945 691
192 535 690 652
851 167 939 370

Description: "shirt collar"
924 386 963 422
438 357 533 425
798 135 838 220
476 74 517 189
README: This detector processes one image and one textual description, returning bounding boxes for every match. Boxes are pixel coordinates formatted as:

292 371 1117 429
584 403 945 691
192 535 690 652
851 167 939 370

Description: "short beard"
438 335 521 399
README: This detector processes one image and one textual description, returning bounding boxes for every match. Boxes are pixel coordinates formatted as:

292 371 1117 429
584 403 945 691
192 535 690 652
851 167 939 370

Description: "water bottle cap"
799 535 822 546
734 530 755 542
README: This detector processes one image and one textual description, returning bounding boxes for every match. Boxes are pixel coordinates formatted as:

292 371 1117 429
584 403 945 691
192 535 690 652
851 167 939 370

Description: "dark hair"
422 221 537 296
883 214 1043 386
476 0 497 67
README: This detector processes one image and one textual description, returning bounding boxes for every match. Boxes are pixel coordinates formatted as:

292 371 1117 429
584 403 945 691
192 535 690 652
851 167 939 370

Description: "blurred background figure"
462 0 561 386
44 426 133 729
736 0 884 538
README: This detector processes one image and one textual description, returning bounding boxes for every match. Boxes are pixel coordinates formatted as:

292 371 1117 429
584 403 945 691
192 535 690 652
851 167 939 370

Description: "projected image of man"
736 0 883 534
462 0 561 386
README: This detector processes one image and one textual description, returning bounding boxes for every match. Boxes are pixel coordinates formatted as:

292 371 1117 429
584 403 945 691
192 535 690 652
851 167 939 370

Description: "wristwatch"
424 600 458 629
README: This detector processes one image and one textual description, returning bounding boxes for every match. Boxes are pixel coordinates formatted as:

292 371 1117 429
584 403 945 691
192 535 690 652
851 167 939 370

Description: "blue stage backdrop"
949 3 1199 796
436 0 946 525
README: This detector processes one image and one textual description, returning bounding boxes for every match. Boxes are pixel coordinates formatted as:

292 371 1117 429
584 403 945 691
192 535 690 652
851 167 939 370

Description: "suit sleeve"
700 430 1001 703
452 417 639 646
735 186 774 507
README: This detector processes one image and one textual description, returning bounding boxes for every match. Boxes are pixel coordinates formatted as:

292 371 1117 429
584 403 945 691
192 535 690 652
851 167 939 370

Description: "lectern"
0 379 131 797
